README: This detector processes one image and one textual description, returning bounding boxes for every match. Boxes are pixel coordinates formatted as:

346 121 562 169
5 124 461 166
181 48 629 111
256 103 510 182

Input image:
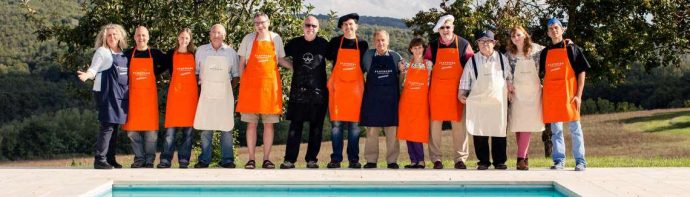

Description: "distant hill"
313 14 408 29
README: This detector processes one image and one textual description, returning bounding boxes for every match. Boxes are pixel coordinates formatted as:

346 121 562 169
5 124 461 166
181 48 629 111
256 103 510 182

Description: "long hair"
175 28 196 53
507 26 533 56
94 24 128 50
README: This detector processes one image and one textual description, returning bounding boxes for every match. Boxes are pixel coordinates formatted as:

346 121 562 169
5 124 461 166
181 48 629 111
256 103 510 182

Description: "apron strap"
499 53 505 79
472 53 505 79
472 56 478 79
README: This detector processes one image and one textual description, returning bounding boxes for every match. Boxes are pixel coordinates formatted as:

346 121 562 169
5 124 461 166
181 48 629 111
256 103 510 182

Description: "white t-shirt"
237 31 286 62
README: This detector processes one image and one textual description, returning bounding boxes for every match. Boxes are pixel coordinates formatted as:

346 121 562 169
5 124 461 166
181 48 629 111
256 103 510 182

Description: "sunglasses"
439 26 452 30
304 24 318 28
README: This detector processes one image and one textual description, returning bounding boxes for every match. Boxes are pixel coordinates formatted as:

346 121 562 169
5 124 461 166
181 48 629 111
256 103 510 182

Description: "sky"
303 0 450 19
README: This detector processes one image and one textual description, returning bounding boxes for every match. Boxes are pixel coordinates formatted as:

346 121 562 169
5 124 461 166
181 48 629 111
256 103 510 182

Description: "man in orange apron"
325 13 369 169
539 18 591 171
123 26 166 168
237 13 293 169
458 30 513 170
424 15 474 169
193 24 239 169
157 28 198 169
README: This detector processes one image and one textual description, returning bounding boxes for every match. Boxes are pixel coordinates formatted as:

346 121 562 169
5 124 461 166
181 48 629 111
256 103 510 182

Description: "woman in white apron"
506 26 546 170
458 30 513 170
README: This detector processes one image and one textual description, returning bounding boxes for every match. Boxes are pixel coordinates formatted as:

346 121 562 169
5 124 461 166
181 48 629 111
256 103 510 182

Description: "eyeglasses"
439 26 452 30
477 40 495 45
254 20 268 26
304 24 318 28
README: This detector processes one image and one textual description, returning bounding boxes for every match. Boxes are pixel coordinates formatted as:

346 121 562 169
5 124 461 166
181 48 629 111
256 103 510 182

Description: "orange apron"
429 36 464 121
542 42 580 123
327 36 365 122
236 35 282 114
164 52 198 127
124 49 159 131
397 60 430 143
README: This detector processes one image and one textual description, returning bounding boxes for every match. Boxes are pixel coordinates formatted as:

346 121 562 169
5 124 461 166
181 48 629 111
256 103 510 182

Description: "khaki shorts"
240 113 280 123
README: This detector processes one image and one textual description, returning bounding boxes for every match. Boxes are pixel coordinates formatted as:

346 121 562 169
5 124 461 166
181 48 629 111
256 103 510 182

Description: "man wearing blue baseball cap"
539 18 591 171
458 30 513 170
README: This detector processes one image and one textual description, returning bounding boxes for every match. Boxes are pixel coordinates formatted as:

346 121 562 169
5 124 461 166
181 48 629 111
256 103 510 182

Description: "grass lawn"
2 108 689 168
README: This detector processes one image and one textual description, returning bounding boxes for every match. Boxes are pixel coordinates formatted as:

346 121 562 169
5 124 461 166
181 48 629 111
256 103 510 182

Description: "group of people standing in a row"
78 12 590 171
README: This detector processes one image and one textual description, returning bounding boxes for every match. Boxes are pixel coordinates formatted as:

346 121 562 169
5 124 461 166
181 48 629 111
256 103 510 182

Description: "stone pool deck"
0 168 688 196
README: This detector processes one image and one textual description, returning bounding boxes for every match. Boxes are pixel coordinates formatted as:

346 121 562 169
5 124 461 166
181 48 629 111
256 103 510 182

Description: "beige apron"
509 57 545 132
465 55 508 137
193 56 235 132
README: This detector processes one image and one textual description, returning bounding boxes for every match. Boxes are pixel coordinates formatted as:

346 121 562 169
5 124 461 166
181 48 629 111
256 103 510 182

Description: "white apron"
465 56 508 137
509 57 545 132
193 56 235 132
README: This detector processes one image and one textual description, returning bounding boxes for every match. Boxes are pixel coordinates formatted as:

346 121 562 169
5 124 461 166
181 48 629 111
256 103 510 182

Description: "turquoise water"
110 184 570 197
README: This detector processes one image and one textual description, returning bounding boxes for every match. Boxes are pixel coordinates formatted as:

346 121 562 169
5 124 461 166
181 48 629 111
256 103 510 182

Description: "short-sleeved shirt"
238 31 286 61
123 48 167 80
326 35 369 68
539 41 591 79
194 43 240 80
361 49 403 73
459 51 512 91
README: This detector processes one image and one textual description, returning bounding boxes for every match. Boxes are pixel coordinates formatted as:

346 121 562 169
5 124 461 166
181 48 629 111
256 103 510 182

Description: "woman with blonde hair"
157 28 198 168
77 23 129 169
505 25 546 170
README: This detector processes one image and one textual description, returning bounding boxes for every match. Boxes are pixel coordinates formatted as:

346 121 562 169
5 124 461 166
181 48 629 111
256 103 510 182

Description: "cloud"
304 0 445 19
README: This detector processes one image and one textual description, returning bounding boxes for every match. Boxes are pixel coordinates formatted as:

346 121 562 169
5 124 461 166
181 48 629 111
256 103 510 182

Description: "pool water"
109 184 572 197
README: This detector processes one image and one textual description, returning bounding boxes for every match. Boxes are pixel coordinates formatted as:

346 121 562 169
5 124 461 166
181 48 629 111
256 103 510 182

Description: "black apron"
359 54 399 127
96 53 129 124
286 40 328 122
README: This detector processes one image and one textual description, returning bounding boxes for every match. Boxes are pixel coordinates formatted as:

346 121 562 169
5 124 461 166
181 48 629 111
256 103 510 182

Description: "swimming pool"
98 182 576 197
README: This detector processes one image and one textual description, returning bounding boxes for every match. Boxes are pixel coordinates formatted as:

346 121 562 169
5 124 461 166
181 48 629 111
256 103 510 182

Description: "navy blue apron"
360 54 399 127
96 53 129 124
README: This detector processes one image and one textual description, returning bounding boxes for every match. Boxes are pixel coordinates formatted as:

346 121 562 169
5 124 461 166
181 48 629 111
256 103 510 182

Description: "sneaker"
433 161 444 169
244 160 256 169
156 163 171 168
494 164 508 170
477 164 490 170
130 161 145 168
387 163 399 169
454 161 467 169
280 161 295 169
575 163 586 171
94 160 113 169
219 162 236 168
363 163 377 169
193 162 209 168
348 162 362 169
550 162 565 170
306 161 319 169
326 161 341 169
262 160 275 169
107 160 123 169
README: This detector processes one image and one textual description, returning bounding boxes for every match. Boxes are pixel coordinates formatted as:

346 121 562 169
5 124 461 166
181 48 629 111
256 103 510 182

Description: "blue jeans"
330 121 360 163
127 131 158 164
551 121 586 165
159 127 193 165
198 130 234 165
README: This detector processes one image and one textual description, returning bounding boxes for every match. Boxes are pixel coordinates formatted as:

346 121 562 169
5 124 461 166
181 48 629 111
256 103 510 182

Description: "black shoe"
179 163 189 169
326 161 341 169
193 162 209 168
454 161 467 169
416 164 426 169
130 161 145 168
94 161 113 169
494 164 508 170
348 162 362 169
156 163 171 168
144 163 154 168
280 161 295 169
306 161 319 169
262 160 276 169
477 164 490 170
387 163 400 169
219 162 236 168
363 163 377 169
433 161 443 169
107 160 122 169
404 164 416 169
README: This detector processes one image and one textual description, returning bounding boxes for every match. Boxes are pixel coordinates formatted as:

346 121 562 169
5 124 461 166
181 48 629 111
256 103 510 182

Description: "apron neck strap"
339 36 359 50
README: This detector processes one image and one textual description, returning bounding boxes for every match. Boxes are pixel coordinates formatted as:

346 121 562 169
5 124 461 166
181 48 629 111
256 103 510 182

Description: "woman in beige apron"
459 30 512 170
506 26 546 170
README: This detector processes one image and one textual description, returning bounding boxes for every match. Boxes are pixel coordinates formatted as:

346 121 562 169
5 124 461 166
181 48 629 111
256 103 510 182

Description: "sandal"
262 160 275 169
244 160 256 169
